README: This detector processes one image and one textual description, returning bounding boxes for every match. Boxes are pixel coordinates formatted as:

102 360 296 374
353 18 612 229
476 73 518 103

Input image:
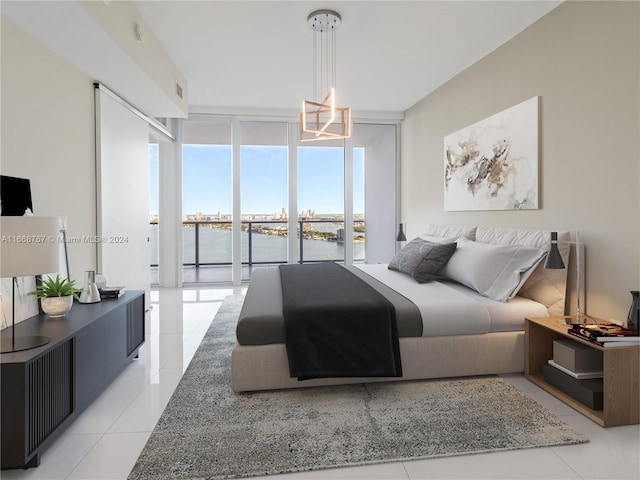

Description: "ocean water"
149 225 364 265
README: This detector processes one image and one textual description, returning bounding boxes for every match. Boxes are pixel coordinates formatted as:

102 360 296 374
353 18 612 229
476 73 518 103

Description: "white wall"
1 16 96 284
358 124 398 263
401 1 639 322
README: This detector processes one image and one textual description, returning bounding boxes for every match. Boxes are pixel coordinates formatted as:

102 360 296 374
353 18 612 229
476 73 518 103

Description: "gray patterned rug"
128 295 588 480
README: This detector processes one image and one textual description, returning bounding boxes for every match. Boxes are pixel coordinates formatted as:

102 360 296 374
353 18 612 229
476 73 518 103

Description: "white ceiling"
2 1 562 118
134 1 562 116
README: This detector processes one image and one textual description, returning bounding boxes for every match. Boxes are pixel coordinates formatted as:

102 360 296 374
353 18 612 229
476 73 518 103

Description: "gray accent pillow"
388 238 457 283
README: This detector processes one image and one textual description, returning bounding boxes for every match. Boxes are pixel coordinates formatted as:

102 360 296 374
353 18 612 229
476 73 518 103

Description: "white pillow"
424 224 477 240
441 237 546 302
418 234 459 244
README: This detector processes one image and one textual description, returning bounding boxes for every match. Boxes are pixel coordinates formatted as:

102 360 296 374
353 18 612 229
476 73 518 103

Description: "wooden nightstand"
525 316 639 427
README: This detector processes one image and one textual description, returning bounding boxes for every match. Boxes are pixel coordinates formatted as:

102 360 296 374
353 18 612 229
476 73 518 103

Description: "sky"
149 144 364 216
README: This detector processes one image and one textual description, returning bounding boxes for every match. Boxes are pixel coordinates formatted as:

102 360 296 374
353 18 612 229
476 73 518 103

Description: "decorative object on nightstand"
95 273 108 290
78 270 101 304
28 274 79 317
544 231 582 324
0 216 60 353
545 339 604 410
628 290 639 332
396 223 407 250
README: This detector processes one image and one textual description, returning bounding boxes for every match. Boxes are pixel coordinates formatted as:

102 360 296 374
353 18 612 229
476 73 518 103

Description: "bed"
231 225 570 392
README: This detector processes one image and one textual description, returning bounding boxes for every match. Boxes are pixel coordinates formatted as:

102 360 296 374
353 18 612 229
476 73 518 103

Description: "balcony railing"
149 219 365 268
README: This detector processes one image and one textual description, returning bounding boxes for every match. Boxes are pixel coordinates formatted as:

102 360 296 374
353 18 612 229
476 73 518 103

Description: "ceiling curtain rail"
93 82 175 142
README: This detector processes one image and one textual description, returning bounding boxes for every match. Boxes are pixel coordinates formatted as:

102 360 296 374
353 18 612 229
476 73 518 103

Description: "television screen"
1 175 33 216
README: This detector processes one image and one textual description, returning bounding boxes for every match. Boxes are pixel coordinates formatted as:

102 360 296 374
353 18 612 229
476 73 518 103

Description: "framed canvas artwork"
444 96 539 211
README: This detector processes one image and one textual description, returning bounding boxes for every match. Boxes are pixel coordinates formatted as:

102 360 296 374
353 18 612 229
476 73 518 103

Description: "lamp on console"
545 231 582 325
1 216 60 353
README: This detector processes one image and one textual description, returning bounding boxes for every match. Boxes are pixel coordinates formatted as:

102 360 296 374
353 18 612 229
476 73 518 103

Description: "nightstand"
525 316 639 427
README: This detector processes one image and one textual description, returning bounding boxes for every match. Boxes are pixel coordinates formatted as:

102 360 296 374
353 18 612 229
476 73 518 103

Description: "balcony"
150 219 365 284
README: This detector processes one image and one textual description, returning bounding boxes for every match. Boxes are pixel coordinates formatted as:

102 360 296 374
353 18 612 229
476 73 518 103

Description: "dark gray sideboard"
0 291 145 469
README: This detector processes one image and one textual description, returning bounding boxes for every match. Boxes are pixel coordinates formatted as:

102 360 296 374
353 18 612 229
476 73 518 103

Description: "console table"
0 291 145 469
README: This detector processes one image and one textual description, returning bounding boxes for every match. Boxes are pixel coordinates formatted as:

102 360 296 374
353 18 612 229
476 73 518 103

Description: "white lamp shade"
1 216 60 278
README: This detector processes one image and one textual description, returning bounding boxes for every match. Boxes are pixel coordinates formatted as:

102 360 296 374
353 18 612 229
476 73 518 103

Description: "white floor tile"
0 434 101 480
65 433 149 480
403 448 581 479
550 415 640 479
259 461 410 479
108 368 184 433
64 365 148 435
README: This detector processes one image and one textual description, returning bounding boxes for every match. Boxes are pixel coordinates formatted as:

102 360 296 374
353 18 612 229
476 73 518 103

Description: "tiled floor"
150 264 279 284
1 285 638 480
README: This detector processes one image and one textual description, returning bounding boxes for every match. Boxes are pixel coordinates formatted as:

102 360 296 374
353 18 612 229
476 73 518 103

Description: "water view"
149 223 365 265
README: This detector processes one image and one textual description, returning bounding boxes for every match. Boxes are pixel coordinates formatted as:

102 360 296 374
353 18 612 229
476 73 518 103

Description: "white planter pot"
41 296 74 317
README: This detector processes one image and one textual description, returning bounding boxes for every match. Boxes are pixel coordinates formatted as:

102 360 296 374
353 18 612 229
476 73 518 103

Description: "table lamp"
1 216 60 353
396 223 407 251
544 231 582 325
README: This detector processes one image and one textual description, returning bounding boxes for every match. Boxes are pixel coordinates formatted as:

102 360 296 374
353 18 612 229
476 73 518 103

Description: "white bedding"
355 263 549 336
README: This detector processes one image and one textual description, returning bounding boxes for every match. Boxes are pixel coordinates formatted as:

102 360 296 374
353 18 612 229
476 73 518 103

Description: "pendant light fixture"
300 10 351 142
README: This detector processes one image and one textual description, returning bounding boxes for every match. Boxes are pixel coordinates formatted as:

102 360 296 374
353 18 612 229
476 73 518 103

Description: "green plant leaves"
28 274 80 300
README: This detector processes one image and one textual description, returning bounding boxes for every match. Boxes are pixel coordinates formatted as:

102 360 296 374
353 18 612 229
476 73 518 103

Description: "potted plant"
29 274 80 317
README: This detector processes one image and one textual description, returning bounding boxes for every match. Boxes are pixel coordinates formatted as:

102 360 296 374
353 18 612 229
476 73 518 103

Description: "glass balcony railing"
149 219 365 268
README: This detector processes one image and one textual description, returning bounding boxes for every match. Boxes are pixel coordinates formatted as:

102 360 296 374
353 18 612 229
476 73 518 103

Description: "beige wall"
80 0 188 117
1 17 97 282
401 1 639 322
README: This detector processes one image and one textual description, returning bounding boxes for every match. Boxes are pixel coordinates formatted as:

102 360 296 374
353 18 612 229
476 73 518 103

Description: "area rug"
128 294 588 480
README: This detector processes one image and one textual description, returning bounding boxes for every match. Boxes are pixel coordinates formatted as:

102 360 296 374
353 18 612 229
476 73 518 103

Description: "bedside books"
569 324 639 347
98 286 125 299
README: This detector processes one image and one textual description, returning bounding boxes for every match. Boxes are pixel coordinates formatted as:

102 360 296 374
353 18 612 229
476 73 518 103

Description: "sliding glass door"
182 119 232 283
153 118 398 285
297 145 345 263
240 122 289 280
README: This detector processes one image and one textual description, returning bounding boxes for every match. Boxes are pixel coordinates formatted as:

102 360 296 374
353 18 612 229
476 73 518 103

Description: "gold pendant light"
300 10 351 142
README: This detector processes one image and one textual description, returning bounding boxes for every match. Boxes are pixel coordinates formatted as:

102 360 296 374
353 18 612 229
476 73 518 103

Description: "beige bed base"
231 331 524 392
231 225 571 393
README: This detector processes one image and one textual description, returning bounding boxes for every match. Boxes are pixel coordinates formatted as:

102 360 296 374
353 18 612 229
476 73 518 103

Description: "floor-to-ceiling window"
240 121 289 280
182 119 233 283
297 145 346 263
152 117 398 284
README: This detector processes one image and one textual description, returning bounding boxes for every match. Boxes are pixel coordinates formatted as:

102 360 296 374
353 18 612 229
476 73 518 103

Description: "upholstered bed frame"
231 225 571 393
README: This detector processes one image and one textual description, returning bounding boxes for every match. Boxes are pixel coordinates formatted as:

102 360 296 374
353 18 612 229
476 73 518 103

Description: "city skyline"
149 144 365 216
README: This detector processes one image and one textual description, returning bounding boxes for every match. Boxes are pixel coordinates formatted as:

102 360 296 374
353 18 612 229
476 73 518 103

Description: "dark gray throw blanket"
279 263 402 380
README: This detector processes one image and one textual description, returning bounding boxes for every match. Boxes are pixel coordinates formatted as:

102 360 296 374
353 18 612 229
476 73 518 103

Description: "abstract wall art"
444 96 539 211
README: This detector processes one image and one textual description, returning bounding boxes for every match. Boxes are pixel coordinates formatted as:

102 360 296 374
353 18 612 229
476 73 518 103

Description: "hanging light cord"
332 17 336 93
310 12 339 102
312 22 317 102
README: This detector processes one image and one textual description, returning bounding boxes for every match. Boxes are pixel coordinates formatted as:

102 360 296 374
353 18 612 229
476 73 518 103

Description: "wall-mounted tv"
1 175 33 216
